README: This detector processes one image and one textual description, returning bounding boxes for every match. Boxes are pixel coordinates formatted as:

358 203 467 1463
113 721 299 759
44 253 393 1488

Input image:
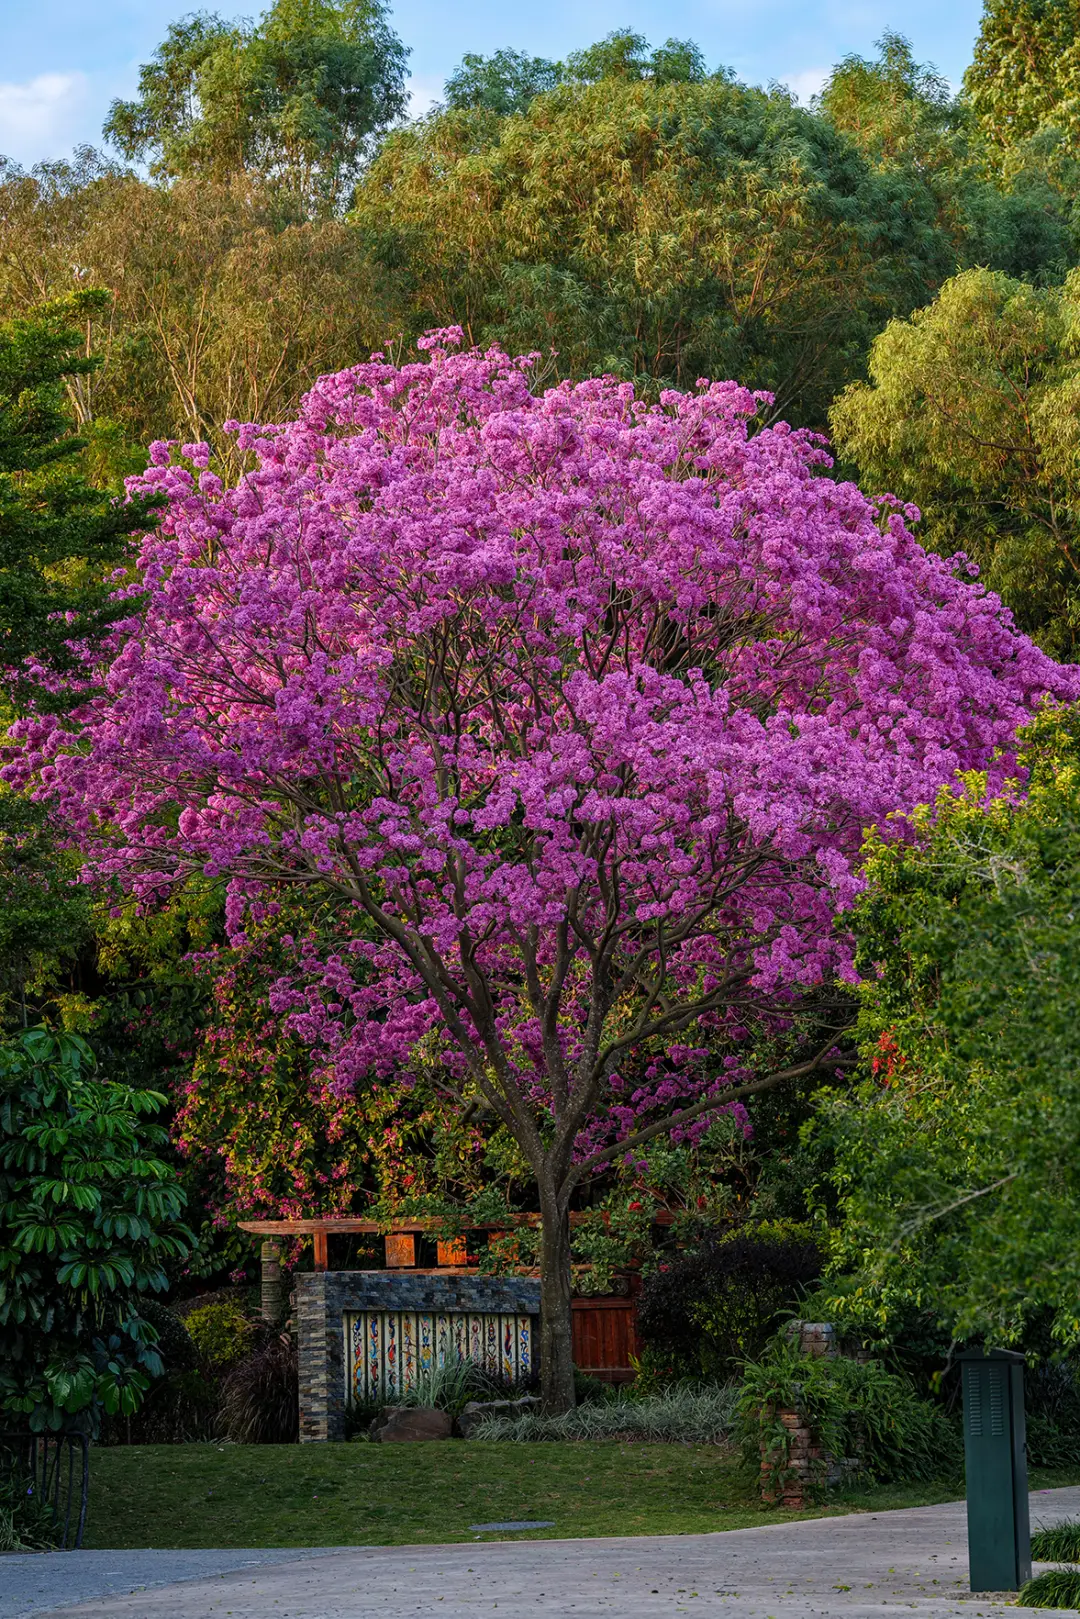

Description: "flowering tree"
12 333 1075 1409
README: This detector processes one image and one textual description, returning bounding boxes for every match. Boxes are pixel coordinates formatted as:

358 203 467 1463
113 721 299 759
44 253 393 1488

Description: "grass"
84 1444 1080 1552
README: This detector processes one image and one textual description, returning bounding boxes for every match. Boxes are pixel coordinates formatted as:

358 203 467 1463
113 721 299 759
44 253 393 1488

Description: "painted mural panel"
346 1310 534 1403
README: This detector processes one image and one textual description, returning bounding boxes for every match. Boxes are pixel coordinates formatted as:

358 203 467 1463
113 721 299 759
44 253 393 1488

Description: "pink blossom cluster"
10 332 1078 1161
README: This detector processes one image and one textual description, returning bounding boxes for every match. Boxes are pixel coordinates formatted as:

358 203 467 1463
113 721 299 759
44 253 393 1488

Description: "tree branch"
565 1033 856 1188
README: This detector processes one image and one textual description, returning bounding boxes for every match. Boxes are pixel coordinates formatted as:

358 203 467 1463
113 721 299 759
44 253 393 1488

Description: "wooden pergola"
239 1212 666 1383
238 1212 666 1271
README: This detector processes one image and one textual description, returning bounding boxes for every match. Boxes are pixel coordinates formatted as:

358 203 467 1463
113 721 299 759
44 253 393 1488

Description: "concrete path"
8 1486 1080 1619
0 1550 335 1619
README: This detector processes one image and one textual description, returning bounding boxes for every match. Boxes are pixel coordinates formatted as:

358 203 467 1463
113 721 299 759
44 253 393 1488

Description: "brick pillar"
296 1273 344 1442
794 1321 837 1359
760 1322 841 1507
760 1409 824 1508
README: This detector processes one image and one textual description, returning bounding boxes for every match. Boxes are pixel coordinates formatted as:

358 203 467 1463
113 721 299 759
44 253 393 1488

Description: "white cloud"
782 67 830 105
406 73 445 119
0 72 89 166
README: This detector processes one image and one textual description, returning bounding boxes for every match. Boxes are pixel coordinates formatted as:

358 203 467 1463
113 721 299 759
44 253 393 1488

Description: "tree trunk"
537 1183 576 1414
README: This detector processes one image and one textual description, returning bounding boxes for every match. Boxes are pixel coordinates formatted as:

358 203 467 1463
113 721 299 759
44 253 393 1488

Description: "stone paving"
7 1485 1080 1619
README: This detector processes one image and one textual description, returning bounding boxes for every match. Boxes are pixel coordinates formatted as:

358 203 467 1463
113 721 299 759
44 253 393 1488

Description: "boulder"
370 1405 453 1442
457 1396 541 1439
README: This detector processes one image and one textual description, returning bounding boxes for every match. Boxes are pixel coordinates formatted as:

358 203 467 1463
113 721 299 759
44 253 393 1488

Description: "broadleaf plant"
0 1027 194 1433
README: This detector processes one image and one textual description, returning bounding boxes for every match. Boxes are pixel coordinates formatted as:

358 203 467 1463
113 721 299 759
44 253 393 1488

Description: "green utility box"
960 1348 1030 1592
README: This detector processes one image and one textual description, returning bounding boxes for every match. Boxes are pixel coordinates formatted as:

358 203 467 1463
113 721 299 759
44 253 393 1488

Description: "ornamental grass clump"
12 331 1077 1411
1020 1569 1080 1609
1031 1520 1080 1563
473 1384 738 1444
218 1332 298 1444
395 1354 512 1419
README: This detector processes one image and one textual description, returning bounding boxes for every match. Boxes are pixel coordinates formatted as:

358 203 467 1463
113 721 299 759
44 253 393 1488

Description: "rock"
456 1396 541 1438
370 1405 452 1442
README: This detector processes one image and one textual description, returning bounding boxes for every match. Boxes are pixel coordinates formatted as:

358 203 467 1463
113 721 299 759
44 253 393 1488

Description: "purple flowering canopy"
12 331 1076 1405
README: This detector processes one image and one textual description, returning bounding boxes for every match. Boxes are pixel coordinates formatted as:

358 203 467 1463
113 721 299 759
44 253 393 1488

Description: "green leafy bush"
738 1341 958 1496
0 1458 60 1551
98 1300 217 1445
1026 1362 1080 1469
136 1300 197 1371
184 1300 255 1372
636 1223 823 1382
110 1367 219 1444
0 1028 194 1434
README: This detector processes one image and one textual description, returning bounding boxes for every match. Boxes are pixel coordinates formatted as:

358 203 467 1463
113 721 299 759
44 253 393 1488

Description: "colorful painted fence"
346 1310 534 1402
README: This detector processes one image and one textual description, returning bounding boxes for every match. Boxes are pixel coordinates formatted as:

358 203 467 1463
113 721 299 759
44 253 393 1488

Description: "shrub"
137 1300 197 1372
475 1384 738 1444
218 1334 298 1444
636 1223 823 1382
102 1365 219 1445
1031 1520 1080 1563
1026 1362 1080 1469
738 1340 959 1496
573 1371 615 1405
0 1028 194 1434
0 1463 60 1551
185 1300 255 1372
1020 1569 1080 1609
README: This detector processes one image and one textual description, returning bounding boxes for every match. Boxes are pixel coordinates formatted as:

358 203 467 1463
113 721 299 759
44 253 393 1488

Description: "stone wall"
296 1271 541 1442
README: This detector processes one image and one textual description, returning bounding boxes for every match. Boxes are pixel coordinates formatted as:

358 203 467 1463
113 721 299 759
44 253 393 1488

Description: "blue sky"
1 0 986 169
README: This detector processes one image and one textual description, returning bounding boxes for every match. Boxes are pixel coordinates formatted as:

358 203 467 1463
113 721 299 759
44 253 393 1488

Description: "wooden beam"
237 1217 529 1235
312 1230 329 1271
237 1211 674 1237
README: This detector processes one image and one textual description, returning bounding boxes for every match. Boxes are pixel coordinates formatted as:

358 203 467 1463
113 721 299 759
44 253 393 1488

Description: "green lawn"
86 1444 1080 1550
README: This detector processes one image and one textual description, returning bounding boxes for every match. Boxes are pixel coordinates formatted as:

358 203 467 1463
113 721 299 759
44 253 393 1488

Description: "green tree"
0 289 154 707
965 0 1080 161
814 706 1080 1351
830 266 1080 656
443 49 561 116
353 71 957 428
822 32 1072 283
0 1028 194 1432
0 796 89 1025
820 30 956 169
563 30 710 85
104 0 409 213
0 161 390 468
961 3 1080 258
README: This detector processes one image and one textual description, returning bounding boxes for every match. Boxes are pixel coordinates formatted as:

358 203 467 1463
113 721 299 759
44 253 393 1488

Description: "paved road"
7 1486 1080 1619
